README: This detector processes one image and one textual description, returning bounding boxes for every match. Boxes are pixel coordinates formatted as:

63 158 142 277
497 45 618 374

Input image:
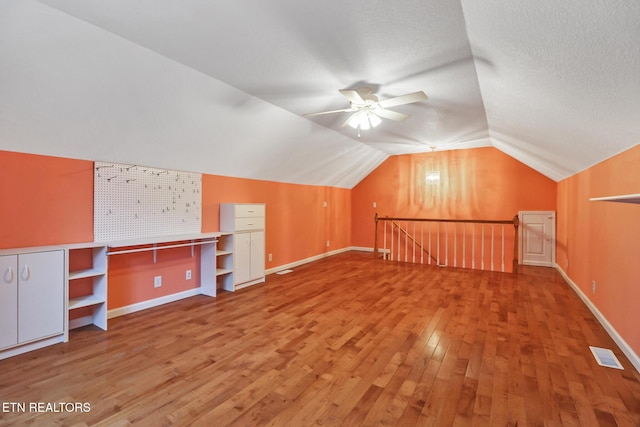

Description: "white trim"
0 335 65 361
555 264 640 373
108 288 202 319
265 247 351 275
265 246 389 275
348 246 390 254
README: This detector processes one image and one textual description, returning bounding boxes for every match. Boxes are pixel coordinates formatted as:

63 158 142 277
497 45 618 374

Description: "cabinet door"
250 231 265 281
18 251 64 343
234 233 252 285
0 255 18 349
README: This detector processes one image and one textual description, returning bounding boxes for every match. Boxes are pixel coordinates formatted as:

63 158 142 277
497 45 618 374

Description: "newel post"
373 213 379 259
513 214 520 272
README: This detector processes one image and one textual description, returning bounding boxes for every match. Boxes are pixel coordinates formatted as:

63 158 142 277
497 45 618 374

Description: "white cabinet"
0 249 64 355
220 203 266 291
66 243 108 333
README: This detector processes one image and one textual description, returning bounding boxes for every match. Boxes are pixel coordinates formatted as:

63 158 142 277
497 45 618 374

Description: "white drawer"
234 204 265 218
235 216 265 231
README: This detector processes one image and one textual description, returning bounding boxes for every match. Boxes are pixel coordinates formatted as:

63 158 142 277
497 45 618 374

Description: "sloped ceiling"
1 1 638 188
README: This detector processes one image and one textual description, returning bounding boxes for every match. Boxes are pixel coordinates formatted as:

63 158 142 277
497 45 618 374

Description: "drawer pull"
4 267 14 283
21 264 31 281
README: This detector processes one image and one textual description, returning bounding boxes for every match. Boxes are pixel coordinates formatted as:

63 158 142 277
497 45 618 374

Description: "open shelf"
216 268 233 276
69 295 107 310
68 268 106 281
590 194 640 204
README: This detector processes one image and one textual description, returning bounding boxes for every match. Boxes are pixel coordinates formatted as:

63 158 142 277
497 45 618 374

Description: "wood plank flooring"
1 251 639 426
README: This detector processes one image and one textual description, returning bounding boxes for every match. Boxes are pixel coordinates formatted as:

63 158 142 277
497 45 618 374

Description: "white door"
519 211 555 267
234 233 252 285
250 231 265 281
0 255 18 349
17 251 64 343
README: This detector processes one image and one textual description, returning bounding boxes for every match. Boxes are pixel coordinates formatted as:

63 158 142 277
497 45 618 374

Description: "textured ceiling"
1 0 638 187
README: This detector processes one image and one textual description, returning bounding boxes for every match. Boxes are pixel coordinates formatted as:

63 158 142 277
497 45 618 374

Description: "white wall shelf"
590 194 640 204
69 295 106 310
65 243 108 334
215 233 234 291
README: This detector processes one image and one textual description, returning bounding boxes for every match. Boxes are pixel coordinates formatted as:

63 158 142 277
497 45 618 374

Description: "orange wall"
556 144 640 356
201 175 351 267
0 149 350 310
0 150 93 248
351 147 557 248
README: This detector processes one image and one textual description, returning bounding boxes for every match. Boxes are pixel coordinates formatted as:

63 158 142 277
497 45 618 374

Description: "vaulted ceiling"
1 1 638 188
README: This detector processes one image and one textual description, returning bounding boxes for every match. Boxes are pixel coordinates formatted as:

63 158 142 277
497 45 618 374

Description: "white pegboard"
94 162 201 242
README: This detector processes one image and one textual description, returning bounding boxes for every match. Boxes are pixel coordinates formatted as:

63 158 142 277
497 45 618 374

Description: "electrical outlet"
592 280 596 294
326 240 330 247
268 253 273 262
372 202 377 208
323 201 327 208
186 270 192 280
154 276 162 288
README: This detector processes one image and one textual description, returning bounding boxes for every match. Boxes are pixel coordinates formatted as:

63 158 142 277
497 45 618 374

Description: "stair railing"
374 214 520 273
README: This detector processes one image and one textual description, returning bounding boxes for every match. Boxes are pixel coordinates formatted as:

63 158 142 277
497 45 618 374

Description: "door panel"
17 251 64 343
234 233 251 285
0 255 18 349
250 231 265 281
520 212 555 266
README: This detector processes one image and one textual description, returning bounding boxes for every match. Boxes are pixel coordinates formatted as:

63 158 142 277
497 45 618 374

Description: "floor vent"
275 269 294 275
589 346 624 370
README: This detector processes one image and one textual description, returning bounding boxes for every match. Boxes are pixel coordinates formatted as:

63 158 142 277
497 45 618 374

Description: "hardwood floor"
1 251 639 426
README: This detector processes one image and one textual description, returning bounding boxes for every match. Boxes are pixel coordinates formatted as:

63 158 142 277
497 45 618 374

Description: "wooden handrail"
377 216 515 225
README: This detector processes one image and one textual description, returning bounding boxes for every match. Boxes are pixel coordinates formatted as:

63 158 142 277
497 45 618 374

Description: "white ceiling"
1 0 638 187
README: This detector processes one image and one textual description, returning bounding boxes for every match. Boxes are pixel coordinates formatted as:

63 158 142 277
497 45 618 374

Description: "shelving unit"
65 243 108 335
216 233 234 291
589 194 640 204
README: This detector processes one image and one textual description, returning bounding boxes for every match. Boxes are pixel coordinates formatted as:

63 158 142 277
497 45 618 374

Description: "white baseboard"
349 246 390 254
108 288 203 319
265 247 352 275
555 264 640 373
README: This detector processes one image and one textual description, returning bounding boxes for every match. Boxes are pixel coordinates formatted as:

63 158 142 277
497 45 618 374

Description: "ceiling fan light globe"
358 114 370 130
369 114 382 128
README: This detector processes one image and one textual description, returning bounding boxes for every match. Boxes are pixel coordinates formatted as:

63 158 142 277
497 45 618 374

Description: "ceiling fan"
304 88 428 136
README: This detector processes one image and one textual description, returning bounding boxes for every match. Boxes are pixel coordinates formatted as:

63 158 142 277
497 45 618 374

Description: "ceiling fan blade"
375 109 410 121
340 113 356 128
303 108 353 117
378 91 428 108
339 89 365 105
